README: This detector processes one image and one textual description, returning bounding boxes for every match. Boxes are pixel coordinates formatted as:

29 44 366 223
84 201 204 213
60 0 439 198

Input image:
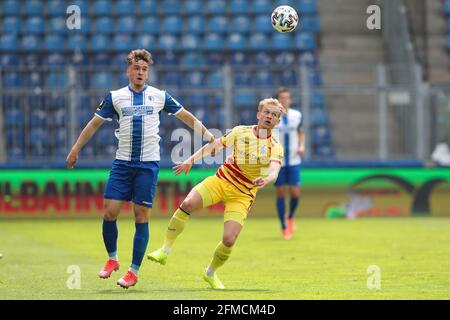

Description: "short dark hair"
127 49 153 65
276 87 291 98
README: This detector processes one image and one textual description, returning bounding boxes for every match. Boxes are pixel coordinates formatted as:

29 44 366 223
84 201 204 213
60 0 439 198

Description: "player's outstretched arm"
253 161 282 188
66 116 104 169
173 138 224 176
175 108 215 143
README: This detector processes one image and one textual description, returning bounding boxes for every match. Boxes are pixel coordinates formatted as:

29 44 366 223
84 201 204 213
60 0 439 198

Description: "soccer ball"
271 5 299 33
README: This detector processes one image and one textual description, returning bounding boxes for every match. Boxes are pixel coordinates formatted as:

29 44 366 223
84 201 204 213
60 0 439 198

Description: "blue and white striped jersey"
274 108 302 167
94 84 183 163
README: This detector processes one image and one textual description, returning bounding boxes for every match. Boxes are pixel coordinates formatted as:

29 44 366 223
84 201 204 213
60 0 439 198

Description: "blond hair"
126 49 153 65
257 98 287 115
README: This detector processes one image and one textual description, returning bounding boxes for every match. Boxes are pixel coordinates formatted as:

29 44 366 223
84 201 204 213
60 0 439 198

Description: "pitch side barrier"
0 168 449 218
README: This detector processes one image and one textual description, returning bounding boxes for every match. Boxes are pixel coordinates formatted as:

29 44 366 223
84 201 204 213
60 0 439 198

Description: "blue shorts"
274 164 301 186
104 159 159 208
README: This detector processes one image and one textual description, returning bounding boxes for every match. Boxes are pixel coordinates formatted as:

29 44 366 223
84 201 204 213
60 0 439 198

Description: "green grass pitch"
0 217 449 299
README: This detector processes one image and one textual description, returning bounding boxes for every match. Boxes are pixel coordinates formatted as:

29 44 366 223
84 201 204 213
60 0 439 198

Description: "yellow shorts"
193 175 255 226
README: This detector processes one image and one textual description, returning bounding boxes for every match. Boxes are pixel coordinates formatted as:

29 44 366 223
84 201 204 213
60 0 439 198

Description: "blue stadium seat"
233 71 252 86
310 108 328 126
234 90 257 106
159 52 179 65
67 34 87 50
0 35 18 51
185 71 205 87
0 54 19 66
113 53 127 68
70 0 89 13
47 0 66 16
445 0 450 14
136 34 157 50
280 70 298 86
93 0 112 15
308 69 322 86
138 0 157 14
49 17 67 34
163 16 183 34
116 0 136 15
91 53 109 65
72 16 91 34
315 145 335 158
161 72 180 87
92 72 113 89
24 0 44 15
227 33 246 50
2 72 21 88
161 0 181 14
310 91 325 106
21 35 41 51
447 35 450 50
207 0 226 15
182 94 208 108
230 0 248 14
230 52 249 65
141 17 160 34
301 16 320 33
207 71 223 88
90 35 110 51
230 16 251 33
181 34 200 51
296 33 316 50
184 0 202 14
186 16 206 34
118 73 129 87
23 53 41 67
2 0 20 15
47 72 67 89
275 52 296 65
29 108 47 127
209 16 228 34
44 35 65 51
254 71 273 86
25 17 45 34
252 0 271 14
95 17 114 34
274 0 295 6
299 52 317 67
4 108 25 127
44 53 65 66
206 53 225 65
158 34 178 50
298 0 318 14
253 52 272 65
272 33 294 50
181 53 206 66
254 15 273 33
311 126 332 144
70 52 89 66
117 16 135 33
249 33 269 50
113 34 133 51
2 17 21 34
203 34 224 50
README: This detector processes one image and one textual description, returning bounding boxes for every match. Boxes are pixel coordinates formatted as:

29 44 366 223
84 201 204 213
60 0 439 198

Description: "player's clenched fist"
66 149 78 169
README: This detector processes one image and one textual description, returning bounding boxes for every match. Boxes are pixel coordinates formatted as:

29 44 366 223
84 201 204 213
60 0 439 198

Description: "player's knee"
134 207 149 223
290 187 301 197
180 197 195 213
222 234 237 247
276 187 285 197
103 208 119 221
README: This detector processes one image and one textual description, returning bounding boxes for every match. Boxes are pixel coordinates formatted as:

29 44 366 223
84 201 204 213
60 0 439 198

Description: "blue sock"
131 222 149 274
289 197 299 219
276 197 286 230
102 220 118 258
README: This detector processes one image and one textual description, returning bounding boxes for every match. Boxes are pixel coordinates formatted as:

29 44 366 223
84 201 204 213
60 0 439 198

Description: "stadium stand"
0 0 334 164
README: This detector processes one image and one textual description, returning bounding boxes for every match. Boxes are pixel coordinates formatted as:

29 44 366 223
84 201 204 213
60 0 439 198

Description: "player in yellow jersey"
147 98 285 289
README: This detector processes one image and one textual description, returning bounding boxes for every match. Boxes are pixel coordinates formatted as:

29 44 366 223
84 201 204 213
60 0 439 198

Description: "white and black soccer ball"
271 5 299 33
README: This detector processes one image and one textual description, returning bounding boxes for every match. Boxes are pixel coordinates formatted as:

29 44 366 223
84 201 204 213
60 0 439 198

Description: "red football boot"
117 270 138 289
98 259 120 279
287 218 297 233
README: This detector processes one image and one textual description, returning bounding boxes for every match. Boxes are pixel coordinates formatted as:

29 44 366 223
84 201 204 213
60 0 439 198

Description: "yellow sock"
207 242 233 275
163 208 190 252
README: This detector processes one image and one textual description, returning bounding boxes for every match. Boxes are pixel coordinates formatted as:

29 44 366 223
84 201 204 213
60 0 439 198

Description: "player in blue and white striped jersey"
273 87 305 240
66 49 215 289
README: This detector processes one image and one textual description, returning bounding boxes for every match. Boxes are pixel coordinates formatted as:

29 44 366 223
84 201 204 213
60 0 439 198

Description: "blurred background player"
147 98 285 289
66 49 215 289
274 87 305 240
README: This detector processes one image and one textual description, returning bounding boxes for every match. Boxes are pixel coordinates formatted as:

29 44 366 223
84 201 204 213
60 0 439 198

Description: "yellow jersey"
217 125 284 198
